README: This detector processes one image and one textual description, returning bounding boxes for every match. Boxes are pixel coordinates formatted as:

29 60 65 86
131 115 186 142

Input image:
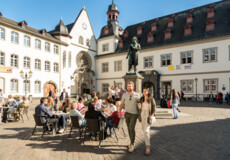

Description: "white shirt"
106 104 117 116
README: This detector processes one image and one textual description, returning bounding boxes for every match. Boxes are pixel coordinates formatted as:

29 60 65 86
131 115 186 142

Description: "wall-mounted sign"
0 66 13 73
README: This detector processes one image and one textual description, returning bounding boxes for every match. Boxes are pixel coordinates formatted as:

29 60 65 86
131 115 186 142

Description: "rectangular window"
11 31 19 43
114 60 122 71
0 52 4 65
102 83 109 93
54 45 59 54
45 61 50 71
23 80 30 93
102 63 109 72
203 48 217 63
102 43 109 52
0 27 5 40
204 79 218 92
181 51 192 64
24 35 30 47
144 57 153 68
181 80 193 93
10 79 18 92
23 57 30 69
35 81 41 93
11 55 18 68
115 82 122 89
35 59 41 70
161 54 171 66
54 63 59 73
45 42 50 52
35 39 41 49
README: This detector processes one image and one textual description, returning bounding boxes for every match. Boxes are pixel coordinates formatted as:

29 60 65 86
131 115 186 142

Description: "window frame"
203 79 218 93
68 51 72 68
10 79 18 92
54 62 59 73
203 47 217 63
45 61 50 72
143 56 153 68
0 52 5 66
54 45 59 54
102 83 109 93
35 59 41 70
0 27 5 40
79 36 84 45
23 57 31 69
45 42 50 52
180 51 193 64
102 43 109 52
180 80 194 93
10 54 18 68
102 62 109 73
34 80 41 93
24 35 31 47
35 39 41 50
114 60 122 72
161 54 172 67
11 31 19 44
23 80 30 93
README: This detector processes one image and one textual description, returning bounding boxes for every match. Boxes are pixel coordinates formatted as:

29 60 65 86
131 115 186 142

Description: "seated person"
2 96 23 123
104 98 117 117
93 96 101 110
85 102 105 121
105 101 125 137
46 97 54 111
35 97 58 134
77 97 85 115
58 98 70 134
4 95 14 106
14 96 30 121
101 97 110 109
70 102 86 127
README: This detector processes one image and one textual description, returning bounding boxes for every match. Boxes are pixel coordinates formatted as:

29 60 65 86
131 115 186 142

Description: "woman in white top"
170 89 179 119
104 98 117 117
69 102 86 127
138 88 156 155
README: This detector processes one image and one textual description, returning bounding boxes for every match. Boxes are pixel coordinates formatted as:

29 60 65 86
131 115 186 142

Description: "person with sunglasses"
119 81 140 153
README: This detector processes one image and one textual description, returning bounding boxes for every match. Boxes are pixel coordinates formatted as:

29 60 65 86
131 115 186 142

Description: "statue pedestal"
122 73 144 94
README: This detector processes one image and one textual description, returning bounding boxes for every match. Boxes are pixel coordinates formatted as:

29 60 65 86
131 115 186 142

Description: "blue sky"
0 0 220 38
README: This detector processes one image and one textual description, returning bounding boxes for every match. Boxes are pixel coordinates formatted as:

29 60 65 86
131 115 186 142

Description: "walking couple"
119 81 156 155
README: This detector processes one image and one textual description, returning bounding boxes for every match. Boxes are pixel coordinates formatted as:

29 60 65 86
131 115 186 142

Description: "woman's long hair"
171 89 178 100
47 97 54 106
140 88 151 103
88 102 95 112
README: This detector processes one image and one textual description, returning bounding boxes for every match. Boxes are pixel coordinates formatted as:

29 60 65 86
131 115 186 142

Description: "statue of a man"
126 36 141 73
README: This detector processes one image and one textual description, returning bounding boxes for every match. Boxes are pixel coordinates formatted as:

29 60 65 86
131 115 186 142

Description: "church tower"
97 0 123 55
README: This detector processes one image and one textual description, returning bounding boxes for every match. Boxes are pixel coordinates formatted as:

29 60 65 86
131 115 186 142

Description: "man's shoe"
128 144 135 153
58 129 64 134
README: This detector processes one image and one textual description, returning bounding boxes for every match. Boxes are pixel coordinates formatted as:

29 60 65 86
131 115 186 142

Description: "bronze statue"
126 36 141 73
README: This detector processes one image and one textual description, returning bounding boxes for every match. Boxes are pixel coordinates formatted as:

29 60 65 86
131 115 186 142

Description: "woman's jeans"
59 114 70 129
172 104 178 118
105 119 117 135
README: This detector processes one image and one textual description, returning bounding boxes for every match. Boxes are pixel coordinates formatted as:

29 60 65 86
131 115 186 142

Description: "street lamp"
20 70 33 97
195 77 198 101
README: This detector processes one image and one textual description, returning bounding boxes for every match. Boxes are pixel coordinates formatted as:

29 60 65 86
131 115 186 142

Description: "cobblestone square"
1 101 230 160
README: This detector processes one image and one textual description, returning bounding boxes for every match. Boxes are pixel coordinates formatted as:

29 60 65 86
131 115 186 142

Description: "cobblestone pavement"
0 102 230 160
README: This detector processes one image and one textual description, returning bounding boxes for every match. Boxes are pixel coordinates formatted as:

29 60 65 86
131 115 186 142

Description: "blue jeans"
59 114 70 129
172 105 178 118
105 119 117 135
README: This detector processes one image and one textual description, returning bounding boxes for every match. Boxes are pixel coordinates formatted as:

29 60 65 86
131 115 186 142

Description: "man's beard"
127 88 132 92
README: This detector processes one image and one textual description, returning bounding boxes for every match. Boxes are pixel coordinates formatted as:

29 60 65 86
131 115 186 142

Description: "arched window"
68 51 72 68
34 81 41 93
54 63 59 72
45 61 50 71
10 79 18 92
35 59 41 70
79 36 84 45
0 52 5 65
63 51 66 68
86 39 90 47
10 54 18 68
23 80 30 93
23 57 30 69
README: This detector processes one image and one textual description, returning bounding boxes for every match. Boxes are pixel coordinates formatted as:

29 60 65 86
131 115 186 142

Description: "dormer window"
137 27 142 35
118 39 123 48
123 30 128 38
147 32 154 43
206 19 215 31
186 14 193 23
168 19 174 27
41 29 47 36
0 12 2 19
164 29 172 39
207 8 215 18
151 23 157 31
184 24 192 36
19 21 27 29
104 26 109 35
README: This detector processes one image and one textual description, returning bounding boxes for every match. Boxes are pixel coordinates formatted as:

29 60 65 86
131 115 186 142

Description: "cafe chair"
68 116 85 140
32 114 52 138
113 117 126 142
82 119 104 147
